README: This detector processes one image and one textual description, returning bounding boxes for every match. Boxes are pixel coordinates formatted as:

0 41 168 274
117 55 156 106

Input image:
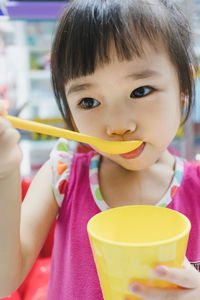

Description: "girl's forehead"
66 41 172 83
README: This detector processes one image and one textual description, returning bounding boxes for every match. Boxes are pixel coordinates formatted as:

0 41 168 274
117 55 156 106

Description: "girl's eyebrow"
126 69 161 80
66 69 161 96
67 83 94 96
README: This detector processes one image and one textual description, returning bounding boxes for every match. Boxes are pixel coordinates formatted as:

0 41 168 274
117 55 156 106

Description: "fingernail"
128 282 142 293
154 266 167 277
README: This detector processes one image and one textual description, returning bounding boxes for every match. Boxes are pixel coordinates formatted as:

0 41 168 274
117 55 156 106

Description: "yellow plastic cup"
87 205 191 300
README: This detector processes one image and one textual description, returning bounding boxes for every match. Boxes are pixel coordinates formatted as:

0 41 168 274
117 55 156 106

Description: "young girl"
1 0 200 299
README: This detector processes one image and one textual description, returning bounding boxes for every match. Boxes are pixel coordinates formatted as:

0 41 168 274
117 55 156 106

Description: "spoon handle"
3 115 92 144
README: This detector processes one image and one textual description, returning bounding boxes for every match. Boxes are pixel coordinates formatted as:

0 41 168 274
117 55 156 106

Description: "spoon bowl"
3 115 143 154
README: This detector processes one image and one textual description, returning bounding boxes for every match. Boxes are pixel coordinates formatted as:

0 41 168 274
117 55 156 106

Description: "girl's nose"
106 122 136 138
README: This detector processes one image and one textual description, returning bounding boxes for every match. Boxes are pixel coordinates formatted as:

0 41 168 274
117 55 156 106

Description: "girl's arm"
19 160 59 286
0 113 23 296
0 108 59 296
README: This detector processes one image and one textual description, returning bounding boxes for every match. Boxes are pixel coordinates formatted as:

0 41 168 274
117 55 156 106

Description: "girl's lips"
120 142 145 159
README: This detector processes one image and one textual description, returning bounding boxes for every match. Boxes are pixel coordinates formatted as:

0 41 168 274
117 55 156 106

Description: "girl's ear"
70 114 79 132
180 64 195 107
180 93 188 107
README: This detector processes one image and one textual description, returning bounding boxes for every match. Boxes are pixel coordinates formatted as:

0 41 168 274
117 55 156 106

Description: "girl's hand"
127 258 200 300
0 101 22 177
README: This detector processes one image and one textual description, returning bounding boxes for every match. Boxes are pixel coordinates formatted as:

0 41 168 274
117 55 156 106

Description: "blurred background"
0 0 200 177
0 0 69 177
0 1 200 300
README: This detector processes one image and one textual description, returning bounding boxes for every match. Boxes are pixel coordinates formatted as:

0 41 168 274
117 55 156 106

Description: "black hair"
51 0 196 129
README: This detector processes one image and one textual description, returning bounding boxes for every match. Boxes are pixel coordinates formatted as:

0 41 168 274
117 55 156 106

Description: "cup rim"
87 205 191 247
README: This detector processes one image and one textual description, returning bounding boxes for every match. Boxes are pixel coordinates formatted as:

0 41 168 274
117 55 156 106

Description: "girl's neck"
98 150 176 208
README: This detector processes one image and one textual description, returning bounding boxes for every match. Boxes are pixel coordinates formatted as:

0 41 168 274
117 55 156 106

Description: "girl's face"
65 42 182 171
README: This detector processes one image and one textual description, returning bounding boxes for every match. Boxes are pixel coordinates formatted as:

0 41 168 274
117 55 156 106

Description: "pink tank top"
47 139 200 299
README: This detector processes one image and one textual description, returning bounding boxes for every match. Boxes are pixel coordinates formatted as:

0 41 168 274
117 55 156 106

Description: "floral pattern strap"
50 138 78 207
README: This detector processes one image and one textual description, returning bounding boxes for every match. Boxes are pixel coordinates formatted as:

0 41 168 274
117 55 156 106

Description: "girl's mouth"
120 142 145 159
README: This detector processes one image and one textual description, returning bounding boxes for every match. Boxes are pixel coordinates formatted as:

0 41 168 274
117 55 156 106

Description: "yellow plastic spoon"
3 115 143 154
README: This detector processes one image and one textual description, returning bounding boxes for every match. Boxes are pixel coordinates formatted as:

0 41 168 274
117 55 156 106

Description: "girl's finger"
153 265 200 288
128 282 197 300
0 100 8 115
0 116 12 133
0 127 20 151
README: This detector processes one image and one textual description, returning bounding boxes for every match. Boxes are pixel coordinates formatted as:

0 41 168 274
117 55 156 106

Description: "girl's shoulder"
175 156 200 194
165 155 200 202
49 138 94 207
182 158 200 182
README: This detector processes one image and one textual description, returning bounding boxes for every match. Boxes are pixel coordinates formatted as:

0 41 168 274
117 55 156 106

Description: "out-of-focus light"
195 153 200 161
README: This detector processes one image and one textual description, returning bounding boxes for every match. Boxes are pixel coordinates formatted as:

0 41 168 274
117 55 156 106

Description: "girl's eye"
78 98 100 109
130 86 154 98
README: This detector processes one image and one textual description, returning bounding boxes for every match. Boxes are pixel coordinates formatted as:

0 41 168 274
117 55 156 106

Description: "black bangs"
52 0 171 83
